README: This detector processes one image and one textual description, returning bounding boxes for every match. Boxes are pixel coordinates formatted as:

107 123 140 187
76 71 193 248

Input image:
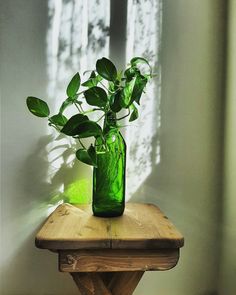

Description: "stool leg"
71 271 144 295
71 273 112 295
108 271 144 295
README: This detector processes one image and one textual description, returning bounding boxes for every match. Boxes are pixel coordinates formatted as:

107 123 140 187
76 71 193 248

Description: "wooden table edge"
58 248 180 273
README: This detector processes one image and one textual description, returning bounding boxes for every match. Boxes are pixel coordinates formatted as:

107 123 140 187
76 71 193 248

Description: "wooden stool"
36 203 184 295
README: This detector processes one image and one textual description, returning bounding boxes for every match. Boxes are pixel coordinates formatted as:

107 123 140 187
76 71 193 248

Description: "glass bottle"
92 112 126 217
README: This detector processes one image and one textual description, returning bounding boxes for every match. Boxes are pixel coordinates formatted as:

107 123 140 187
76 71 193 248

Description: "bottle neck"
103 111 117 131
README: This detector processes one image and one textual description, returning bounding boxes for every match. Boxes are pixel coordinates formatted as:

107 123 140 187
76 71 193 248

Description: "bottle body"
92 113 126 217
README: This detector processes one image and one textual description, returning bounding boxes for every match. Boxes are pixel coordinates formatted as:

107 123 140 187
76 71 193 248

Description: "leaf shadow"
2 133 91 294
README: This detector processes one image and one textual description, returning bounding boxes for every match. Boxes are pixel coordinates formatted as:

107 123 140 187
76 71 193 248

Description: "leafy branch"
26 57 153 167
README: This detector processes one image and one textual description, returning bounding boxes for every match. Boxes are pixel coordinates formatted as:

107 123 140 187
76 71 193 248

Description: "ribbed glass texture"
93 113 126 217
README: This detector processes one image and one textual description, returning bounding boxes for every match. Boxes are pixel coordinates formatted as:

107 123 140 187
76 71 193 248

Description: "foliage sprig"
26 57 152 167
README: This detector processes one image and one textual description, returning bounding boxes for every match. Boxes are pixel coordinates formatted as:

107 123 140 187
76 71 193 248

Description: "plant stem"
83 69 93 76
50 124 61 132
82 108 103 114
48 118 61 132
78 137 86 149
77 89 86 96
117 109 131 121
74 102 81 112
96 113 105 122
99 81 115 93
80 103 85 112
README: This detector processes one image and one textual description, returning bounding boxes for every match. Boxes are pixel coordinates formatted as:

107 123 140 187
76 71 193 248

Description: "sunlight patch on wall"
125 0 162 199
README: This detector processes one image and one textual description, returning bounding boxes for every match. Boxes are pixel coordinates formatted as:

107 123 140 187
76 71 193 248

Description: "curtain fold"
47 0 110 99
125 0 162 198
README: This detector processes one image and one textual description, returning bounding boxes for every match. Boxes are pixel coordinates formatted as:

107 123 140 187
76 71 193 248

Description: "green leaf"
82 74 102 88
75 120 102 138
90 71 96 79
120 78 136 108
61 114 89 136
50 114 68 126
26 96 50 117
81 79 94 88
131 74 148 105
66 72 81 97
129 104 139 122
124 67 136 82
116 70 123 82
59 98 73 114
130 57 150 67
120 73 148 107
84 86 108 107
76 145 97 167
110 90 122 113
88 145 97 165
130 57 152 77
96 57 117 82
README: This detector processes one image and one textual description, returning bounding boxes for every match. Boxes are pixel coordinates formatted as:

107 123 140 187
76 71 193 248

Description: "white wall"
0 1 232 295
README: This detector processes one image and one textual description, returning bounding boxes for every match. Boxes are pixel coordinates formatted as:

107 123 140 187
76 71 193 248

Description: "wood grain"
108 272 144 295
71 273 112 295
71 272 144 295
111 203 184 249
35 203 111 249
35 203 184 250
59 249 179 272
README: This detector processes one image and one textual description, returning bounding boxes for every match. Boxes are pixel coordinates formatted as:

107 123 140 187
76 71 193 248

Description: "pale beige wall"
218 0 236 294
0 1 79 294
134 0 226 294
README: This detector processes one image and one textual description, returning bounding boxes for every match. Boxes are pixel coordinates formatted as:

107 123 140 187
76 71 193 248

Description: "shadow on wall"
1 0 89 294
22 134 92 208
2 133 90 294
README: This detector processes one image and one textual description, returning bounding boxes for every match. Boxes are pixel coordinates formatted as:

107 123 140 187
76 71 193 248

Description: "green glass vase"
92 112 126 217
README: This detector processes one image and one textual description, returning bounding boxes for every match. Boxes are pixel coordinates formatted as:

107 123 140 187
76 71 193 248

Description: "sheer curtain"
47 0 110 99
125 0 162 198
46 0 110 205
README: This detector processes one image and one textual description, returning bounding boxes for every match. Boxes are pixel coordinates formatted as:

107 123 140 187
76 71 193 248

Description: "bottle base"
92 204 125 218
93 211 124 218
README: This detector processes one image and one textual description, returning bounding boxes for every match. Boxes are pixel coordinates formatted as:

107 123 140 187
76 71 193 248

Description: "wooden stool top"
35 203 184 251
